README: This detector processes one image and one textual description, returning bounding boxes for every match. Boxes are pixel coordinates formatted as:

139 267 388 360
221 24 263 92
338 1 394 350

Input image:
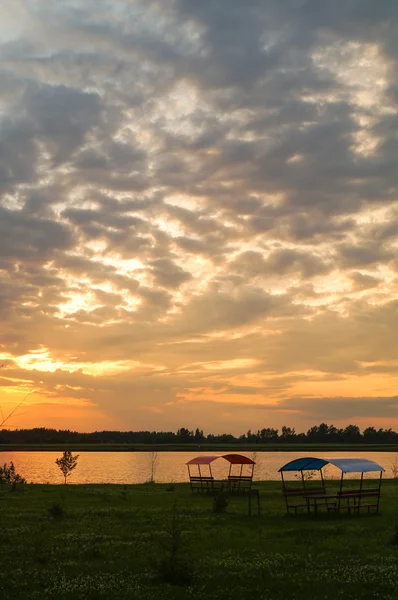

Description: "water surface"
1 450 396 484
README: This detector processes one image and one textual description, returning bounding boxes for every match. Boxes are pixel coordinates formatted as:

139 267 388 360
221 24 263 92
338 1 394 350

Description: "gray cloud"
1 0 398 431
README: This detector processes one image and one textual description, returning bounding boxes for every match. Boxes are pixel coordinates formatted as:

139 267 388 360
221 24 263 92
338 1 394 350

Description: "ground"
0 481 397 600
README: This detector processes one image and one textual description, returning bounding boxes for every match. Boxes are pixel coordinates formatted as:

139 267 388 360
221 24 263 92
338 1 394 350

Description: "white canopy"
326 458 385 474
279 456 385 474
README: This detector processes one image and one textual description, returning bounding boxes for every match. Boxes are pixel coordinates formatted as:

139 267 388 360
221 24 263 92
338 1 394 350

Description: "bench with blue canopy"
279 457 385 474
278 457 385 514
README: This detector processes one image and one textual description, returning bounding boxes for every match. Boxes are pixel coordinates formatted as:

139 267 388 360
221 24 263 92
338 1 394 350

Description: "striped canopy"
186 454 255 466
278 457 385 474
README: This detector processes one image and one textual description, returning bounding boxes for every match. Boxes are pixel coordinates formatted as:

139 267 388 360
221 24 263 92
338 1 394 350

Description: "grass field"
1 481 398 600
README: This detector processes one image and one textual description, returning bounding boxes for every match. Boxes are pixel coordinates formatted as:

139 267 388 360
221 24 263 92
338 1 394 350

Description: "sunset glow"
1 1 398 434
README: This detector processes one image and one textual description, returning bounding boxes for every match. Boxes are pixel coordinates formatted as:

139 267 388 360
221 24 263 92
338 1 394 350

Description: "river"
1 450 396 484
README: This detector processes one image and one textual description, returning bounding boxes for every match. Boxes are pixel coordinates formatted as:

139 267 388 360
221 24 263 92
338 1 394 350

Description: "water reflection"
0 450 396 484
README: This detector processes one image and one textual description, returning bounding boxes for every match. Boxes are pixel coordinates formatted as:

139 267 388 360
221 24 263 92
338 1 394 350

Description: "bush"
390 522 398 546
0 462 26 486
166 483 176 492
120 485 129 499
213 491 229 514
48 503 66 519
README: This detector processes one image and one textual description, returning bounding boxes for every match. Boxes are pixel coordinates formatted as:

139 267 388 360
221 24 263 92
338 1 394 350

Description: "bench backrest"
339 489 380 497
283 486 325 497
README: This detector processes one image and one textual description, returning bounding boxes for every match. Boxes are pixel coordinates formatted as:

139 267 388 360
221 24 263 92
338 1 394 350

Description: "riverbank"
1 481 398 599
1 442 398 452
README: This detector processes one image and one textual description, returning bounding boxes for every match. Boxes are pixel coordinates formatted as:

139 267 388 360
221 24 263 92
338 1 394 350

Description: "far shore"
1 443 398 452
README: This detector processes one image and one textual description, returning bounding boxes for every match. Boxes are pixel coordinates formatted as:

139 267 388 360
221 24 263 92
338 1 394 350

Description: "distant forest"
1 424 398 444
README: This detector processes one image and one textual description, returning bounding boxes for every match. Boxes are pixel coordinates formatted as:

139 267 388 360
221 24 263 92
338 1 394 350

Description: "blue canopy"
279 457 385 474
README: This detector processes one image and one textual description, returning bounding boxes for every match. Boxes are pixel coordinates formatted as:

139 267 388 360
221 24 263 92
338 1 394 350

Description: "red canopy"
186 454 255 466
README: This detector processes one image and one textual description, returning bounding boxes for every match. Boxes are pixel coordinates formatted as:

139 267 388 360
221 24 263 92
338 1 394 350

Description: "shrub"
212 491 229 514
48 503 66 519
166 483 176 492
120 485 129 499
390 522 398 546
0 462 26 486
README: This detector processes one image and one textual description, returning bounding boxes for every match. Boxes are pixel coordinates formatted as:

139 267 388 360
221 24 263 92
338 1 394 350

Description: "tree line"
0 423 398 444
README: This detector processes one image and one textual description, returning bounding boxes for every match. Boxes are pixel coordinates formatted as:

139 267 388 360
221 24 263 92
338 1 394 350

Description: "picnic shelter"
186 454 255 494
279 456 385 515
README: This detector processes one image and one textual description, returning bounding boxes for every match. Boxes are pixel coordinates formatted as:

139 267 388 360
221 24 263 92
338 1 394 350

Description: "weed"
150 502 194 586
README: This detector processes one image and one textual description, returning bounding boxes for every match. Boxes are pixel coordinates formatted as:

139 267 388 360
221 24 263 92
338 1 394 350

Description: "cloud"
0 0 398 432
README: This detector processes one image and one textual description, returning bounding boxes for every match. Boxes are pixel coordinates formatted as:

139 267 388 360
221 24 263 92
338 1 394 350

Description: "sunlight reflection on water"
0 450 395 484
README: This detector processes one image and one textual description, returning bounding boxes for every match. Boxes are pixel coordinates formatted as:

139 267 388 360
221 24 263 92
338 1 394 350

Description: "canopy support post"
377 471 382 513
301 470 306 489
338 471 344 512
358 472 364 512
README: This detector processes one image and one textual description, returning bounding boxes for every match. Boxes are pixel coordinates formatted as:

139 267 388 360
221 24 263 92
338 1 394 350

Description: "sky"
0 0 398 434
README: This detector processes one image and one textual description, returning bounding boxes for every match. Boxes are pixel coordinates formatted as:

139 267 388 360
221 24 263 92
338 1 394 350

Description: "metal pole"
338 471 344 513
377 471 382 513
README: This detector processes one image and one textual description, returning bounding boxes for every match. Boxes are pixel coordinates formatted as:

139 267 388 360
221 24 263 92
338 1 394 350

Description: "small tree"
391 455 398 479
148 451 159 483
55 450 79 484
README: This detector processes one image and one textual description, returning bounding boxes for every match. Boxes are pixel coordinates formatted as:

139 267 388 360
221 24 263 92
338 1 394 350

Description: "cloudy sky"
1 0 398 434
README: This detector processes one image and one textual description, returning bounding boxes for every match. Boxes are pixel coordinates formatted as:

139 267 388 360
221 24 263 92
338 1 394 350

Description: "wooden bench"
227 475 253 493
282 486 326 515
189 476 223 494
338 488 381 514
189 476 215 493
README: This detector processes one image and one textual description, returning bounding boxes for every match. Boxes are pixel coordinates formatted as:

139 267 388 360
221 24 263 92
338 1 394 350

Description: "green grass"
2 442 398 451
1 481 398 599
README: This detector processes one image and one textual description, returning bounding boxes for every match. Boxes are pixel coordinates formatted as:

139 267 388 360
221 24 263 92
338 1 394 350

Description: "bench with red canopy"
186 454 255 493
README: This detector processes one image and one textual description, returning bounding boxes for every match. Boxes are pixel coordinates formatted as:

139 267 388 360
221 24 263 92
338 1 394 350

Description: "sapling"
55 450 79 484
